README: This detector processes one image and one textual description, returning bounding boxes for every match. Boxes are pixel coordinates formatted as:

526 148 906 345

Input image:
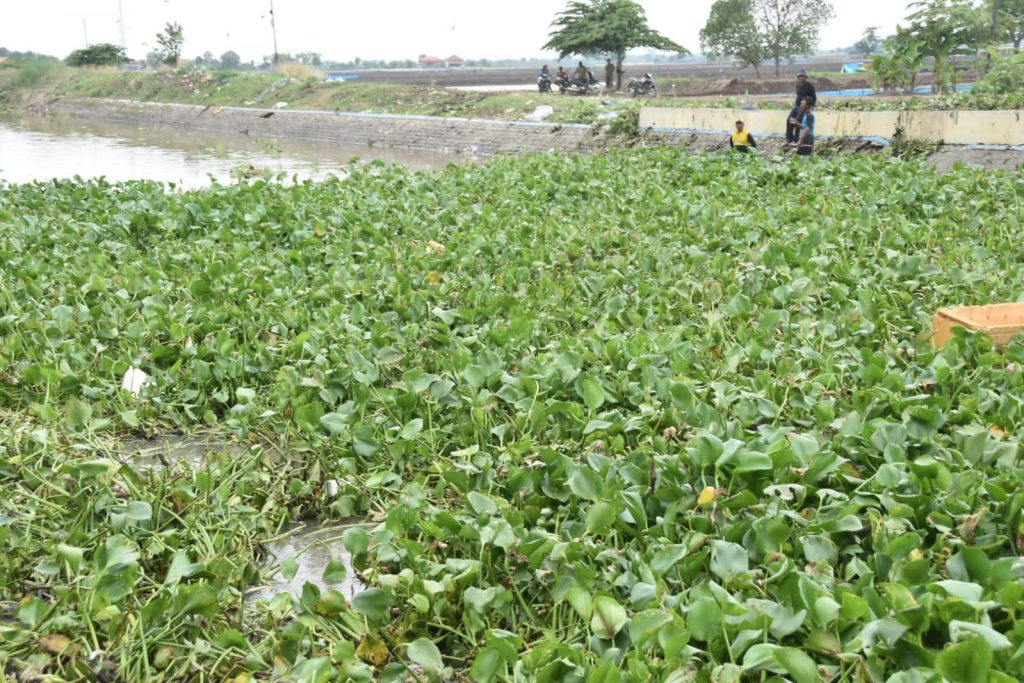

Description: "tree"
700 0 766 76
905 0 985 92
755 0 835 76
220 50 241 70
543 0 686 90
853 26 883 56
156 22 185 66
65 43 128 67
870 27 924 91
989 0 1024 51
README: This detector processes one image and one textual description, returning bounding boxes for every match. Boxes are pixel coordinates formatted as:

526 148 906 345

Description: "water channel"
0 114 457 187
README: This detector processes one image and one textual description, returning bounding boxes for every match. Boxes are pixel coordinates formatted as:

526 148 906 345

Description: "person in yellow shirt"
730 120 757 153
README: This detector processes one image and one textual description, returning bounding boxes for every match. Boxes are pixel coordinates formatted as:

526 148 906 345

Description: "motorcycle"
629 73 656 97
538 74 552 93
556 75 603 97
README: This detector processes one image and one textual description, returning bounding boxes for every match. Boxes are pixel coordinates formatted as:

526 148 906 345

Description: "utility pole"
270 0 280 65
117 0 127 48
83 18 89 47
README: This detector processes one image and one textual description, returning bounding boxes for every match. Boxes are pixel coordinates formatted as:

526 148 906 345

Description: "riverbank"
2 63 1017 128
38 97 891 161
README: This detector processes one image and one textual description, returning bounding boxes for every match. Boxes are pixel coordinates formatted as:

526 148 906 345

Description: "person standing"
794 99 815 156
786 71 817 144
605 59 616 90
730 120 757 153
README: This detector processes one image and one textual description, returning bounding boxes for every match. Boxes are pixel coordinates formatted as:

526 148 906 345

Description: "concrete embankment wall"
640 107 1024 146
46 98 609 156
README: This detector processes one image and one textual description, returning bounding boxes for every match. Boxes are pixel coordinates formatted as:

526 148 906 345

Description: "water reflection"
0 115 457 187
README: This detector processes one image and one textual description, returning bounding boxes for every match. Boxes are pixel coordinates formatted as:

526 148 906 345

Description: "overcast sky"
2 1 914 63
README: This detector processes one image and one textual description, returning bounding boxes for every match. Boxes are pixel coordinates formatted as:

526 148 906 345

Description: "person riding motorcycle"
539 65 550 79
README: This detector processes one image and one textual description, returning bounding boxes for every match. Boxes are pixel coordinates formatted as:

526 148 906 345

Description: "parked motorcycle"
629 73 656 97
556 76 603 97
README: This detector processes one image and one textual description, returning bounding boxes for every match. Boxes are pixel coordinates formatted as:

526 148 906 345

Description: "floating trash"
120 368 151 397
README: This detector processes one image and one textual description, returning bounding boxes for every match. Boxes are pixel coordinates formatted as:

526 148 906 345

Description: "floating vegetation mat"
1 152 1024 681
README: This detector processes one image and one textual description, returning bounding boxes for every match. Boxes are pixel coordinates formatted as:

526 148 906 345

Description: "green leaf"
165 550 203 585
294 402 325 432
773 647 819 683
66 397 92 428
949 621 1012 650
352 588 390 621
470 647 504 683
580 377 605 411
467 491 498 515
125 501 152 522
628 609 672 644
585 500 616 535
590 595 628 640
650 544 688 577
320 412 348 435
323 560 347 582
565 586 593 620
686 596 722 642
343 527 370 556
98 536 139 574
569 467 603 501
281 557 299 581
406 638 445 678
710 541 748 580
935 637 992 683
56 544 85 572
399 418 423 440
464 586 498 612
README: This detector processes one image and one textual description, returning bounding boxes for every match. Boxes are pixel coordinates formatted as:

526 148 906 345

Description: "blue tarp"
325 74 360 82
841 62 864 74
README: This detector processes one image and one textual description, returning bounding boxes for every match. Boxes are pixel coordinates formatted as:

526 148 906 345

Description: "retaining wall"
640 107 1024 145
46 98 610 157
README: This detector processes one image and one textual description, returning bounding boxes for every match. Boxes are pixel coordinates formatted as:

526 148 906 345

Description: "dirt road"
327 59 854 87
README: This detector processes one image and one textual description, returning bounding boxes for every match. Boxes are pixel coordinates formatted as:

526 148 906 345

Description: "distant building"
0 57 8 64
446 54 465 68
418 55 443 69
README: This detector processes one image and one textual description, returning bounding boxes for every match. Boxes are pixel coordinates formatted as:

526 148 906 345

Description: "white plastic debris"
524 105 554 122
324 480 340 497
121 368 151 397
274 101 289 110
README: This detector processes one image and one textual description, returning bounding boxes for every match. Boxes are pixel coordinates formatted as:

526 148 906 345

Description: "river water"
0 115 457 187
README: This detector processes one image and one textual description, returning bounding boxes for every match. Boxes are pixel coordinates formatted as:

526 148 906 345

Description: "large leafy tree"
544 0 686 90
156 22 185 67
905 0 985 92
755 0 835 76
853 26 884 56
220 50 241 70
700 0 766 75
989 0 1024 50
65 43 128 67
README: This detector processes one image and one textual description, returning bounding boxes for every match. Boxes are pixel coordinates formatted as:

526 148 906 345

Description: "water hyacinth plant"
1 149 1024 681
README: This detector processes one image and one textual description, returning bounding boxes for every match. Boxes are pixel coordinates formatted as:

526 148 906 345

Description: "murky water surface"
253 522 367 602
0 115 456 187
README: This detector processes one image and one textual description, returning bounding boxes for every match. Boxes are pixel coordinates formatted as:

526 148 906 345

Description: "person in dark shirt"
729 120 757 153
605 59 616 90
786 71 817 143
793 99 815 156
